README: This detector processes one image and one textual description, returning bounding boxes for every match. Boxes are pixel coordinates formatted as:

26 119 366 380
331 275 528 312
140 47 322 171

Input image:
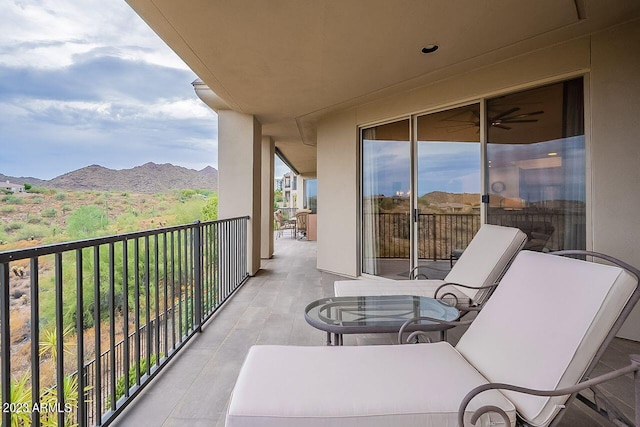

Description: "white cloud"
0 0 188 70
16 96 215 124
143 99 215 120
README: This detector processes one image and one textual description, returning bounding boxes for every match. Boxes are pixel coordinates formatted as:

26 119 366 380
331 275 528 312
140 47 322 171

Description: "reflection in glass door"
416 105 481 277
361 119 410 277
486 78 585 251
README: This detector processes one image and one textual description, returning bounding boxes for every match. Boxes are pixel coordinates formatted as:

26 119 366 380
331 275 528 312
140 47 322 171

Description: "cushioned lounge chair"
226 250 640 427
334 224 527 310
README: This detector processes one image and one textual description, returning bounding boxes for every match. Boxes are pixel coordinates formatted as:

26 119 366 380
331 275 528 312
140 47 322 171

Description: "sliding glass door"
361 77 586 278
361 119 411 277
486 78 586 251
415 105 481 275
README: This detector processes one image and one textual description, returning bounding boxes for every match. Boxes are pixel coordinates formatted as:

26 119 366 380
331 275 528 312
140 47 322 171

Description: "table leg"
440 330 447 342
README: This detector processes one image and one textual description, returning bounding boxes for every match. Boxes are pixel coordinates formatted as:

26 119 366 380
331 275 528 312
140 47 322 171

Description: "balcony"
2 222 638 426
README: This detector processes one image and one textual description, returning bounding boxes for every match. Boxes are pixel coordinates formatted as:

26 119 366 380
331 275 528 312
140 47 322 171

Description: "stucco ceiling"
126 0 640 175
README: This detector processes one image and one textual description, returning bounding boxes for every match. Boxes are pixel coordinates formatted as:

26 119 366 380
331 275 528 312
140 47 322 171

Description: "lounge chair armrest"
408 266 429 280
434 282 498 300
397 316 473 344
457 355 640 427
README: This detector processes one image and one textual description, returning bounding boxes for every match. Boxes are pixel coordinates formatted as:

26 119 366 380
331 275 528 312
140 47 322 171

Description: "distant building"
1 181 24 193
274 178 283 191
282 172 298 208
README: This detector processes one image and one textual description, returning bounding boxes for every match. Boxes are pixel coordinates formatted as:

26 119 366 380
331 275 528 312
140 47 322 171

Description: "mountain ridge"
1 162 218 193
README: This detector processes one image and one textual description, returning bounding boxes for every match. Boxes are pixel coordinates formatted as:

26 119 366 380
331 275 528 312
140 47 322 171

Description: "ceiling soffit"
126 0 640 173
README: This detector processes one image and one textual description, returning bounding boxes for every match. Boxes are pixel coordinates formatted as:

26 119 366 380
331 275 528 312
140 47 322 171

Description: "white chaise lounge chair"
334 224 527 310
226 250 640 427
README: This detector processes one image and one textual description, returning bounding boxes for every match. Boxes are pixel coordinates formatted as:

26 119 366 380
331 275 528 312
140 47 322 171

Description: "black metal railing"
364 211 581 260
364 213 482 260
0 216 249 426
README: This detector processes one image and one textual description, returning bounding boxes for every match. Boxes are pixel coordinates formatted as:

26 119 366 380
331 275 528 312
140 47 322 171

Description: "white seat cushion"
226 342 516 427
455 251 637 426
444 224 526 303
334 224 526 304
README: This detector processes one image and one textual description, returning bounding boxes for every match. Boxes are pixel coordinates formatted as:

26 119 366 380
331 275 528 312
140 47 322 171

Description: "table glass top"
304 295 459 332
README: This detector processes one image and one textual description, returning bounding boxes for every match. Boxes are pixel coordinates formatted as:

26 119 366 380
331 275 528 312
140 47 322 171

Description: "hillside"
0 173 48 188
1 162 218 193
419 191 480 206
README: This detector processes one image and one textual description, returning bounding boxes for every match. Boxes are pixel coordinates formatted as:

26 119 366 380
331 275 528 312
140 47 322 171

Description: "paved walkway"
114 238 638 426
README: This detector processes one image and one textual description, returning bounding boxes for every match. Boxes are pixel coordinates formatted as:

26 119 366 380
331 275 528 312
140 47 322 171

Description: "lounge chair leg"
326 332 332 346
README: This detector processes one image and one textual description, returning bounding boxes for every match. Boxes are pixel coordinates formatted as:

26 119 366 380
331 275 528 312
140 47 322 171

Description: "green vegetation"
42 208 57 218
5 222 23 231
114 354 161 401
66 205 109 239
23 183 32 191
25 186 49 194
202 194 219 221
1 188 219 246
2 194 23 204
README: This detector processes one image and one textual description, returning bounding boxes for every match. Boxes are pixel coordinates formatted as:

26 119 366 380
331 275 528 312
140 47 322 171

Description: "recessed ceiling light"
421 44 439 54
548 152 558 156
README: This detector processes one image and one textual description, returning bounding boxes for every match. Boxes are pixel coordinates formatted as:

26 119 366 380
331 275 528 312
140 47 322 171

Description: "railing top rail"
0 216 250 263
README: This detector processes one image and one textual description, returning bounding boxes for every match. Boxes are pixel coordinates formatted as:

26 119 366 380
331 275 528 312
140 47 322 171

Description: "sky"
0 1 290 181
363 140 480 197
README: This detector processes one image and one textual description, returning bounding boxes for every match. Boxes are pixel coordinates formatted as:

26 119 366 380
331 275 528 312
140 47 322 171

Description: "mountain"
1 163 218 193
0 173 48 188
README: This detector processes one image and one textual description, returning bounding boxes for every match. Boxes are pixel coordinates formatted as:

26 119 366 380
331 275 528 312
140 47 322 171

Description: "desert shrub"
61 203 72 213
202 193 219 221
31 196 44 204
42 208 57 218
54 192 67 200
2 195 23 204
28 217 42 224
25 186 48 194
66 205 109 238
5 222 23 232
171 198 206 224
179 189 196 199
195 189 213 197
15 224 49 240
0 206 16 214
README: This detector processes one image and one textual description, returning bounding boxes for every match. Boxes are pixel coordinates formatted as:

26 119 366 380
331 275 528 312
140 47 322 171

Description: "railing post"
431 214 437 261
193 220 203 332
1 263 11 427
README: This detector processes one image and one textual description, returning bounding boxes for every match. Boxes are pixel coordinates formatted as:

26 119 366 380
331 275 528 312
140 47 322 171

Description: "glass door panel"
416 105 481 278
487 78 585 251
361 119 411 278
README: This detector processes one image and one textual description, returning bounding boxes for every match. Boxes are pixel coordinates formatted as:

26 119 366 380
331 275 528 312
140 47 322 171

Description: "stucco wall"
218 110 262 275
317 109 359 277
590 21 640 340
316 19 640 338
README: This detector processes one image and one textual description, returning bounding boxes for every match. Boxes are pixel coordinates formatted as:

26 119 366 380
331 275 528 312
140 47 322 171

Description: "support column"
218 110 262 275
261 136 275 259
